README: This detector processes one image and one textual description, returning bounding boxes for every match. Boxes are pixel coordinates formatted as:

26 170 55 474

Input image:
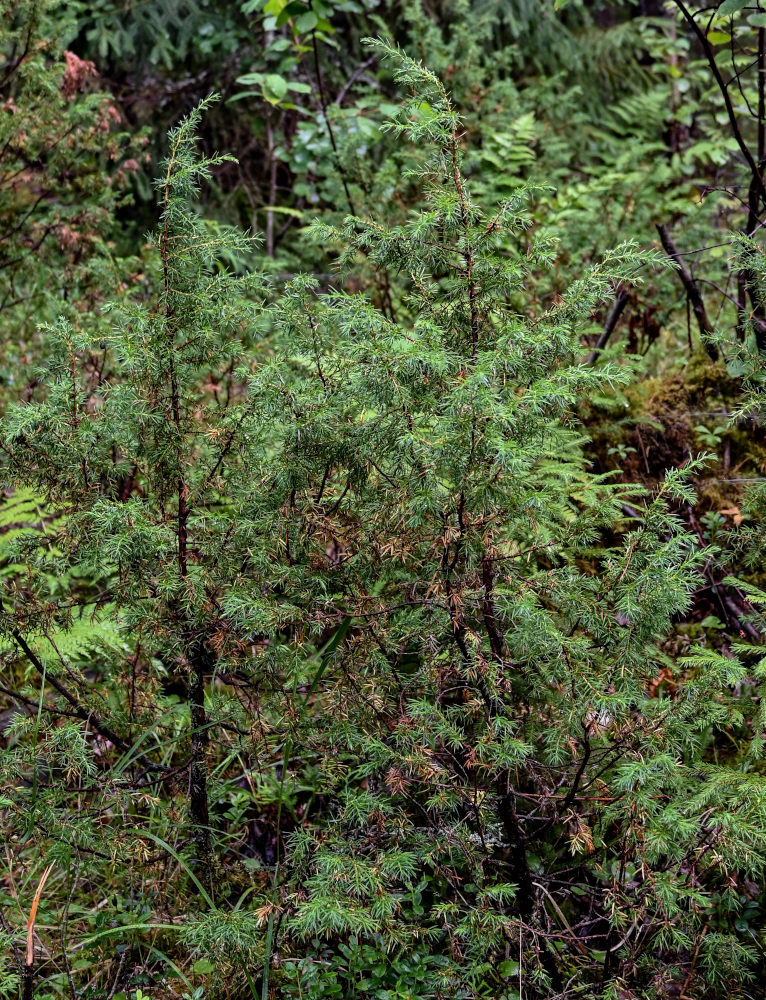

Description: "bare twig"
657 224 718 360
60 861 81 1000
586 283 629 363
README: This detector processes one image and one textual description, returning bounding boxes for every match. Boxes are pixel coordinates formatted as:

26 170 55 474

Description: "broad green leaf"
276 0 308 24
718 0 749 14
295 10 318 31
192 959 216 975
264 74 288 102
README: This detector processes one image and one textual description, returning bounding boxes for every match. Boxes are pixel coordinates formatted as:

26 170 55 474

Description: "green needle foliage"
1 94 265 894
2 39 766 1000
246 42 766 997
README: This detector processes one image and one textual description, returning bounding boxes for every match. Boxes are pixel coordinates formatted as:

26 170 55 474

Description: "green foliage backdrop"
3 3 766 1000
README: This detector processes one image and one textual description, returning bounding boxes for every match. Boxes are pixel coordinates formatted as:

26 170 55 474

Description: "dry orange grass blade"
25 863 54 967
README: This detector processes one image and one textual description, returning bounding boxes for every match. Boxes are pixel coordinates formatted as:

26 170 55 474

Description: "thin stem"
310 20 356 216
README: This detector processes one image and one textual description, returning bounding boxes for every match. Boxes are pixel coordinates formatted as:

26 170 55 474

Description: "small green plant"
695 422 725 450
607 440 637 462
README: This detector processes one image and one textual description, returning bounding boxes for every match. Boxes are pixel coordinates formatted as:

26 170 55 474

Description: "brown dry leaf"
61 51 97 98
719 505 744 526
26 863 54 965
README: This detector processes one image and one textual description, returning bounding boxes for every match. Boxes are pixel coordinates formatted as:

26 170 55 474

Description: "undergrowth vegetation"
3 3 766 1000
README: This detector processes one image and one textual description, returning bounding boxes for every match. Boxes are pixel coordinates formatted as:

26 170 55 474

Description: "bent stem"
24 862 54 1000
